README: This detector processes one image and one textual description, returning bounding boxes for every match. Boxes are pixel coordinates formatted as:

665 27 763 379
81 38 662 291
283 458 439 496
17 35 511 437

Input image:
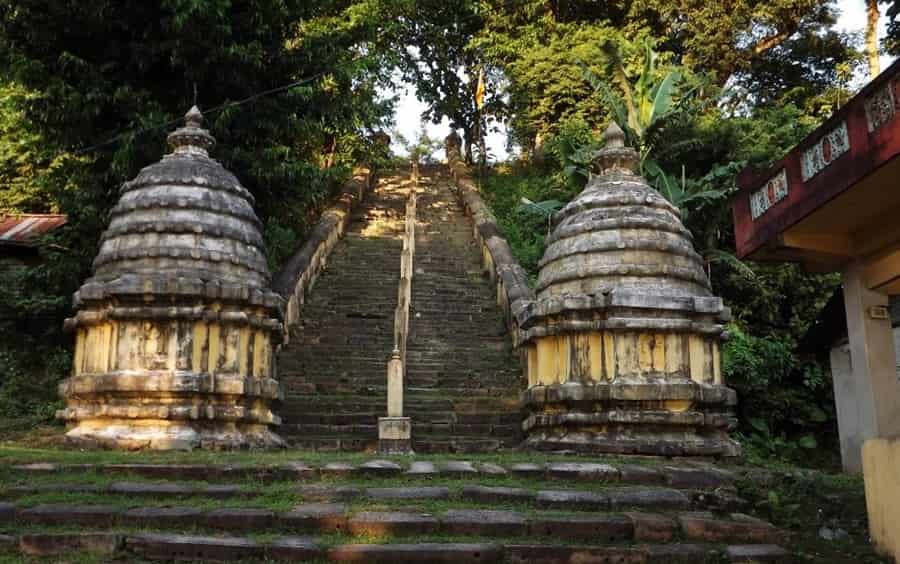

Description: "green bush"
723 323 836 465
479 165 580 277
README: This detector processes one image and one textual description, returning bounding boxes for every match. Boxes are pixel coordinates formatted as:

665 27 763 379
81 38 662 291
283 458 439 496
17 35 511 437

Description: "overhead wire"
64 0 540 157
69 71 330 156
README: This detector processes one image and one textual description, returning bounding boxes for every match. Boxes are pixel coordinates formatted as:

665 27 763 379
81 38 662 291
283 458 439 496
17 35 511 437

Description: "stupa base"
522 429 740 457
62 419 285 451
521 380 741 457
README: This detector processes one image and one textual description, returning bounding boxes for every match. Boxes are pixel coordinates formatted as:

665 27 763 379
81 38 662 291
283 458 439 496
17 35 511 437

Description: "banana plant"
517 197 564 238
580 38 696 171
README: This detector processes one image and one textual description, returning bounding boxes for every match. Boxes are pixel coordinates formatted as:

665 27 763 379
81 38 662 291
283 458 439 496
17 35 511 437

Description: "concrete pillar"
838 261 900 471
387 351 404 418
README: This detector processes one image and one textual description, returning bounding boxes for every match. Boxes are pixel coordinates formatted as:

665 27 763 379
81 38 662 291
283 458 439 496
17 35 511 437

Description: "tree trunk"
462 126 474 165
867 0 882 78
324 135 337 169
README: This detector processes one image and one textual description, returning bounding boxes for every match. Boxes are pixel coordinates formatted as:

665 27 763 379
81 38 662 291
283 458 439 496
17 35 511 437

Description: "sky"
388 0 894 161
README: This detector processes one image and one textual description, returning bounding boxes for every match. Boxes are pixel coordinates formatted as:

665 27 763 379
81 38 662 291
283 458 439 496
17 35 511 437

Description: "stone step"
291 410 522 426
7 502 783 544
5 532 795 563
276 423 521 438
8 459 739 493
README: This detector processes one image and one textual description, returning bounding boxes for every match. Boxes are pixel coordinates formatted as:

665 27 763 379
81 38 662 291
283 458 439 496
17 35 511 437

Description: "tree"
884 0 900 56
867 0 882 77
0 0 397 420
389 0 488 163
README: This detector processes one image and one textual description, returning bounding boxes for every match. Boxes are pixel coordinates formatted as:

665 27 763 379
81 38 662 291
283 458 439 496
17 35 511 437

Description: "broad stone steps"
277 168 521 452
1 459 792 561
401 169 523 450
7 532 793 563
6 460 738 489
277 173 407 446
282 436 522 453
277 423 521 437
4 503 785 546
280 382 520 397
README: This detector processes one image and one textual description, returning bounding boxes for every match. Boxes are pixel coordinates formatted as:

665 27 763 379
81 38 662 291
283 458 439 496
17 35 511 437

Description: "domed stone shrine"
57 107 285 450
519 123 740 456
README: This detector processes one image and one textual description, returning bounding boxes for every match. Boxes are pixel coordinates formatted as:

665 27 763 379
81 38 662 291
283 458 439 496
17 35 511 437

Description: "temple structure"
733 58 900 560
519 123 739 456
57 107 285 450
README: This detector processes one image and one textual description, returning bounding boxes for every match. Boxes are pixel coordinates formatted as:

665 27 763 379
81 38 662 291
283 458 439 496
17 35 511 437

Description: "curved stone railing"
271 167 372 342
444 136 534 366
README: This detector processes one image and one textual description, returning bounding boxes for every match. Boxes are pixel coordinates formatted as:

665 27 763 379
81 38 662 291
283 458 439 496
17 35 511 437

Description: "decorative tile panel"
801 122 850 181
749 169 789 220
864 82 896 132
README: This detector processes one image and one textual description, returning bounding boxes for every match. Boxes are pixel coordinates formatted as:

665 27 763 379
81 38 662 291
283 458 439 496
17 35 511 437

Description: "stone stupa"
518 123 740 456
57 106 285 450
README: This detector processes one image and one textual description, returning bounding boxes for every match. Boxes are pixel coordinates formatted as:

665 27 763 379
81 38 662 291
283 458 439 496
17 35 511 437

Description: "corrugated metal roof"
0 214 67 246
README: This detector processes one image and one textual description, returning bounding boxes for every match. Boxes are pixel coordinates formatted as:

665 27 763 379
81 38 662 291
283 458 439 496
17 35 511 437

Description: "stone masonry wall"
271 168 372 341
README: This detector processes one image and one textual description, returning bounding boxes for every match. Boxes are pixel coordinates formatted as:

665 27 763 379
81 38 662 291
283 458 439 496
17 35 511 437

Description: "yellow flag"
475 67 485 110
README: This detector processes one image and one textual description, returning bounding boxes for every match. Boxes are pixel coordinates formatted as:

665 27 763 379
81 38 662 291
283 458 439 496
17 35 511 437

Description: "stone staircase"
278 167 522 452
0 457 792 562
278 173 407 450
405 167 522 451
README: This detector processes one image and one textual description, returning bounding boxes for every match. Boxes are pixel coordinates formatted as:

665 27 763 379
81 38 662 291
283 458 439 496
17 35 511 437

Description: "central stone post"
519 123 739 456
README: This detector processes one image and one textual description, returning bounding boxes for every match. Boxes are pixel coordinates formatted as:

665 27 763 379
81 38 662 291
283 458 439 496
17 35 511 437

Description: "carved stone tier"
57 107 285 450
519 123 739 456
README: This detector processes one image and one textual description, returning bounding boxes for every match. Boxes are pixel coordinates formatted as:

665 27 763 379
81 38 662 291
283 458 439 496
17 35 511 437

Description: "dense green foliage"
0 0 398 420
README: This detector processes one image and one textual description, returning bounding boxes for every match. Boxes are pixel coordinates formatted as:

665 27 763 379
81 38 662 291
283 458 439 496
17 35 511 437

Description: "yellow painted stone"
665 333 682 376
192 323 208 374
638 333 654 374
712 341 722 385
664 400 692 412
526 345 538 387
603 332 615 380
572 333 592 381
253 330 265 378
615 333 639 377
536 337 558 385
862 438 900 562
688 335 706 383
208 324 221 373
588 332 603 382
238 327 250 377
652 332 666 373
557 334 571 384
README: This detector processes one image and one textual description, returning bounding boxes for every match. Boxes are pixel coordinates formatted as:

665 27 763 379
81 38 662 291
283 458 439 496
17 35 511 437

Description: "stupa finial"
593 121 638 173
603 122 626 148
167 105 215 156
185 105 204 127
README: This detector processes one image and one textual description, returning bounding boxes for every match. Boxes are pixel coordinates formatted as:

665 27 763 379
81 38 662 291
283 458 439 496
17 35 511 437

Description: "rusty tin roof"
0 214 67 247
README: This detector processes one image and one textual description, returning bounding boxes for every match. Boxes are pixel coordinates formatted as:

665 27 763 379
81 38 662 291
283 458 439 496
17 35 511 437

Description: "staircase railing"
379 161 418 453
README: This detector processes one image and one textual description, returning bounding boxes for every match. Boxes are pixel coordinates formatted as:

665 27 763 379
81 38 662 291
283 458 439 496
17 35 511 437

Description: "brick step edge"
6 503 785 544
9 532 794 563
1 484 746 513
7 460 738 490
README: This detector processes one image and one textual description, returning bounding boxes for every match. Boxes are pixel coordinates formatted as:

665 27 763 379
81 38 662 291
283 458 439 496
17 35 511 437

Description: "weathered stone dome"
536 123 711 300
519 123 737 457
59 107 284 450
90 106 270 290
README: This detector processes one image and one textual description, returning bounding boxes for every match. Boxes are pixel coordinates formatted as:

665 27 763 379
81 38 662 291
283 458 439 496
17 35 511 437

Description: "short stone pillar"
445 131 462 163
57 107 285 450
379 349 412 454
519 123 739 456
